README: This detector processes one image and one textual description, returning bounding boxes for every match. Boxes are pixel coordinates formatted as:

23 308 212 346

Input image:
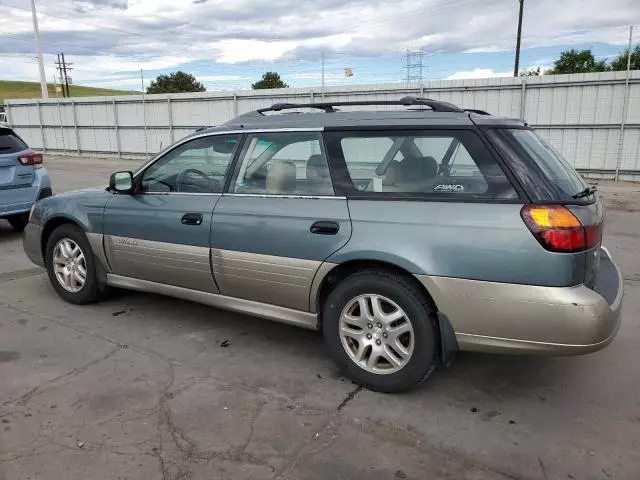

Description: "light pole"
513 0 524 77
30 0 48 98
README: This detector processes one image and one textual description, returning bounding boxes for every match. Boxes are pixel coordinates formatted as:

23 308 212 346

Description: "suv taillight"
521 205 601 253
18 152 44 169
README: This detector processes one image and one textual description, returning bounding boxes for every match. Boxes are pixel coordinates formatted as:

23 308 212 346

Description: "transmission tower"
405 48 425 85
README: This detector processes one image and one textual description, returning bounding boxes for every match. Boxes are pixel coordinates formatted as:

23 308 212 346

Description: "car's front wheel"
7 213 29 231
45 224 103 304
322 269 438 393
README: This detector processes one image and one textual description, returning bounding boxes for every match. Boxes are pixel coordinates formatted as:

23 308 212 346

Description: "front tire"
7 213 29 231
45 224 103 304
322 269 438 393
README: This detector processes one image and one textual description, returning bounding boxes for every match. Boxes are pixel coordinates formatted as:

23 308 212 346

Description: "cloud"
73 0 128 13
0 0 638 85
446 69 512 80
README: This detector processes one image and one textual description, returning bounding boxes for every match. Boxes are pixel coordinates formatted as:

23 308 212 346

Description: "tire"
45 224 103 305
8 213 29 232
322 269 438 393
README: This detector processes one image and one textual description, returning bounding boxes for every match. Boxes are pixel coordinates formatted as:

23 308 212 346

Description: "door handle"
181 213 203 226
310 221 339 235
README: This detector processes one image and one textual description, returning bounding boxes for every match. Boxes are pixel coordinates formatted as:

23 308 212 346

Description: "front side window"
232 132 334 196
141 134 241 193
331 130 516 199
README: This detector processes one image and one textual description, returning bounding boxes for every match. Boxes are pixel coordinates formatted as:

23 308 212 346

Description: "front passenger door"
103 134 241 292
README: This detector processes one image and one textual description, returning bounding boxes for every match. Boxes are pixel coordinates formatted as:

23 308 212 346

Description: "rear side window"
491 129 587 198
0 131 28 154
329 130 517 199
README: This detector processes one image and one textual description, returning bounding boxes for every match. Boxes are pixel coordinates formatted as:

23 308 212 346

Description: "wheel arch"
40 216 83 261
312 257 459 365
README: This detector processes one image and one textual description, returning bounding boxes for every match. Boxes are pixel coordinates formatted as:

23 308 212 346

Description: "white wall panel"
5 71 640 173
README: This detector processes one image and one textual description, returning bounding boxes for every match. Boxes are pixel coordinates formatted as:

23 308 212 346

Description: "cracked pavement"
1 156 640 479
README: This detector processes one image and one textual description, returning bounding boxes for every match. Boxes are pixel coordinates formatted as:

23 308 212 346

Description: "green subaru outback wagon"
23 97 623 392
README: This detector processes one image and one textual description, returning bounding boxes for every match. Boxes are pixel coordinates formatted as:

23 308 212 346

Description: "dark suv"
23 97 622 392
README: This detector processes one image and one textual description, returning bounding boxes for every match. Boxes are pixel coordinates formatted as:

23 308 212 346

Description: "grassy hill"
1 80 136 103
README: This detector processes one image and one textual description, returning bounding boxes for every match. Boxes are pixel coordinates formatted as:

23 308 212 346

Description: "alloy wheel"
339 294 415 374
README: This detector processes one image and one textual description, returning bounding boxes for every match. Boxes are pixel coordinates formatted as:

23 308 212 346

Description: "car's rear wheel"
45 224 103 304
322 269 437 393
7 213 29 231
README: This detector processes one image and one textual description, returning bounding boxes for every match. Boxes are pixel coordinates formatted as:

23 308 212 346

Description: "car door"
211 130 351 312
103 133 242 293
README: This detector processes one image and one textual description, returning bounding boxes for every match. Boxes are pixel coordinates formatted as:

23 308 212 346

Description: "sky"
0 0 639 92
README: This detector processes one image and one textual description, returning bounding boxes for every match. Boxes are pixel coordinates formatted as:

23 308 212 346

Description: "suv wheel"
322 269 437 393
7 213 29 231
45 224 103 304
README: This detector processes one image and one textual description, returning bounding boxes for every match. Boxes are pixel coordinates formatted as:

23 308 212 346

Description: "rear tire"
45 224 103 305
322 269 438 393
7 213 29 231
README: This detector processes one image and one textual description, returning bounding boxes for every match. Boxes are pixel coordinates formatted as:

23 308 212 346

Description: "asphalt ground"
1 154 639 480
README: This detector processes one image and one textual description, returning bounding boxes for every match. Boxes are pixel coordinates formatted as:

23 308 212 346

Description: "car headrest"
383 160 402 185
306 154 330 183
266 161 296 194
402 156 438 180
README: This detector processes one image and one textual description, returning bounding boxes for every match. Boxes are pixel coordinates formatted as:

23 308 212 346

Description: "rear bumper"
416 247 623 355
23 222 44 268
0 167 51 217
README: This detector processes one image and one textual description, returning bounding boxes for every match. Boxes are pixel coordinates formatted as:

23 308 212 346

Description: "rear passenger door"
211 131 351 312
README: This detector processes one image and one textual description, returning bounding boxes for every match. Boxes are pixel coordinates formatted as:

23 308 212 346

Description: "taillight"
521 205 601 252
18 152 44 169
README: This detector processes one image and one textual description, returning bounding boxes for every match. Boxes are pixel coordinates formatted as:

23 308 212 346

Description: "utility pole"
321 52 325 98
614 25 634 181
61 53 71 97
513 0 524 76
55 53 73 97
56 54 64 97
30 0 48 98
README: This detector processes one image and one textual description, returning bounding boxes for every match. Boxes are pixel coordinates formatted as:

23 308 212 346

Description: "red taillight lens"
18 152 44 169
521 205 601 252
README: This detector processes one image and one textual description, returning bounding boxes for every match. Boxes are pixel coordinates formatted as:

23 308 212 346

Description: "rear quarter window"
0 131 28 154
488 129 588 201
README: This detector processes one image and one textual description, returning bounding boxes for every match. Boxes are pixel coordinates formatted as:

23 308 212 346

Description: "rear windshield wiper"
572 185 597 199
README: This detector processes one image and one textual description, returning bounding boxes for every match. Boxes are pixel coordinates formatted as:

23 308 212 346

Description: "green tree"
519 67 541 76
146 71 205 94
609 45 640 71
251 71 288 89
547 49 609 74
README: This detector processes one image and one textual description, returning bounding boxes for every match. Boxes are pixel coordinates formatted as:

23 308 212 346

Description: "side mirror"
109 171 134 193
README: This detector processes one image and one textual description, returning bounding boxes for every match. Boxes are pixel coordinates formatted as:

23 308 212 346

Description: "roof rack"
464 108 491 115
252 96 465 115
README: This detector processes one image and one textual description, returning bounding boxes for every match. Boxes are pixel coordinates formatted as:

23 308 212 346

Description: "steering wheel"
175 168 212 193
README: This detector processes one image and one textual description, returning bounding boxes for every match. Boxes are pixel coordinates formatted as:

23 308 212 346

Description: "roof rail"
252 96 464 115
464 108 491 115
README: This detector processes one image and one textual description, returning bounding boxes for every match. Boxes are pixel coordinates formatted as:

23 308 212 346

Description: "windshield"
499 129 588 197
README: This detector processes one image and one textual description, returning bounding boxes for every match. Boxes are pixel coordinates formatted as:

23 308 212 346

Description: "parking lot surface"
1 155 639 480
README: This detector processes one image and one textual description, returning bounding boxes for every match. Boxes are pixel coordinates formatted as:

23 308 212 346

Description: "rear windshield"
495 129 587 197
0 130 28 154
